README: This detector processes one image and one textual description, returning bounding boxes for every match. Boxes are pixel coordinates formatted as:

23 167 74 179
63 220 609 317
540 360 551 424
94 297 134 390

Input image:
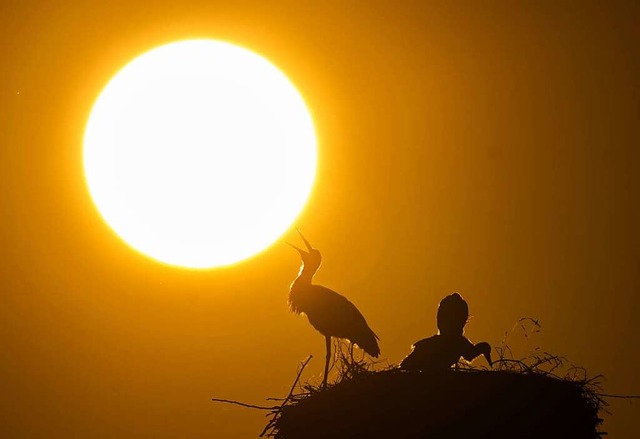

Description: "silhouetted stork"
401 293 492 371
288 231 380 389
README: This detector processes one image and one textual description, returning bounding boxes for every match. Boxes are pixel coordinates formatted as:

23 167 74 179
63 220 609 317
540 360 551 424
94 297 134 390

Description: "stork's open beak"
296 228 314 252
286 242 308 256
287 228 314 256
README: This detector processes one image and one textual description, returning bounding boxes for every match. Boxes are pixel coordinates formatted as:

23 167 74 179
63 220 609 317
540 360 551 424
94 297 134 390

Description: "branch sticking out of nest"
211 355 313 438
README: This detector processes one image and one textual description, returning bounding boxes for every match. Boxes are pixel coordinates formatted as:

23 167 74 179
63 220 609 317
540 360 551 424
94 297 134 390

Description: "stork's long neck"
289 261 318 314
292 261 317 288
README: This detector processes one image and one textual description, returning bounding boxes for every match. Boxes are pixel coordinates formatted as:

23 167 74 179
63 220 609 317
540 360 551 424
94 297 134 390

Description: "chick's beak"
484 351 493 367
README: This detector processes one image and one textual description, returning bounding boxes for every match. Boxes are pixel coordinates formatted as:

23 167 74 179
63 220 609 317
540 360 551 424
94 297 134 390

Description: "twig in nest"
282 355 313 407
260 355 313 437
210 355 314 438
599 393 640 399
210 398 276 411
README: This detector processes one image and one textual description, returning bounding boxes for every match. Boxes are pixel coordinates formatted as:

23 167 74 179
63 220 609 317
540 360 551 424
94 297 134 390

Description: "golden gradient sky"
1 1 638 437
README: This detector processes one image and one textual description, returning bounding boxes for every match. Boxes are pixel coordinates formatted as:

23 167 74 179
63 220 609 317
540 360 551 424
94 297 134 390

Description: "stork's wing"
304 285 380 357
400 335 441 370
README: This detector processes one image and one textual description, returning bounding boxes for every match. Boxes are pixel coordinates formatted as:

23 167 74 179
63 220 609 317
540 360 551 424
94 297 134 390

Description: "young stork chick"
400 293 492 371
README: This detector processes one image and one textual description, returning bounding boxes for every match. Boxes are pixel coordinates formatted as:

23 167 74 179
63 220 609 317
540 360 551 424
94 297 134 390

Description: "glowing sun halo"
84 40 317 268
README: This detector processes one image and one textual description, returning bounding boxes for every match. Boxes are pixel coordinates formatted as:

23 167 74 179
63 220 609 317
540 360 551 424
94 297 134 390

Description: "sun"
84 40 317 268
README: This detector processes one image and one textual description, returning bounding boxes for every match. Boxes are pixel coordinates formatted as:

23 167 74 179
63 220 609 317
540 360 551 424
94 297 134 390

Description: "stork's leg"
322 335 331 390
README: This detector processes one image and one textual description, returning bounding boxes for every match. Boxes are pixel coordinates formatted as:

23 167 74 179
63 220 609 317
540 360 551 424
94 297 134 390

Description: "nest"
267 368 604 438
214 319 611 438
261 319 606 439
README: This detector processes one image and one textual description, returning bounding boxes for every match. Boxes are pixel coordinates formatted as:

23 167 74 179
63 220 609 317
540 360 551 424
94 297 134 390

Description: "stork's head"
437 293 469 335
476 342 493 367
288 229 322 272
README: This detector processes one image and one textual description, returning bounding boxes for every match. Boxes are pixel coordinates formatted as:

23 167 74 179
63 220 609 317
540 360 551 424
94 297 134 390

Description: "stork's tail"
355 329 380 358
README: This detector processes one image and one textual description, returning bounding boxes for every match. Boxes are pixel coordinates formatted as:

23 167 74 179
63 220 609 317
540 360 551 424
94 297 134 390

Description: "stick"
259 355 313 437
599 394 640 399
210 398 276 411
282 355 313 406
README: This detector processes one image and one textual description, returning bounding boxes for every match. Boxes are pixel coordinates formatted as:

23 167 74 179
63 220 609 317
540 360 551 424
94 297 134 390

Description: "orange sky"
1 1 639 437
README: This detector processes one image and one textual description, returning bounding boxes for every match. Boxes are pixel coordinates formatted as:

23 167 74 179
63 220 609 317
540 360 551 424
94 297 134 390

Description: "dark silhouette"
269 368 604 438
288 230 380 389
400 293 492 371
258 295 606 438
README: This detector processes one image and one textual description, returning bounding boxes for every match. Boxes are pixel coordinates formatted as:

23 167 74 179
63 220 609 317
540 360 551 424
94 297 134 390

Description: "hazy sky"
1 1 638 437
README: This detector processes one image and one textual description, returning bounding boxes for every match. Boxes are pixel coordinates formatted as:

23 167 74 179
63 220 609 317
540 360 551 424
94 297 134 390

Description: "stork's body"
400 334 491 372
288 232 379 389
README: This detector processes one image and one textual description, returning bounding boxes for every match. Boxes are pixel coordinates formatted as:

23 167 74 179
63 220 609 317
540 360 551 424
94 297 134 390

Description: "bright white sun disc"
84 40 317 268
